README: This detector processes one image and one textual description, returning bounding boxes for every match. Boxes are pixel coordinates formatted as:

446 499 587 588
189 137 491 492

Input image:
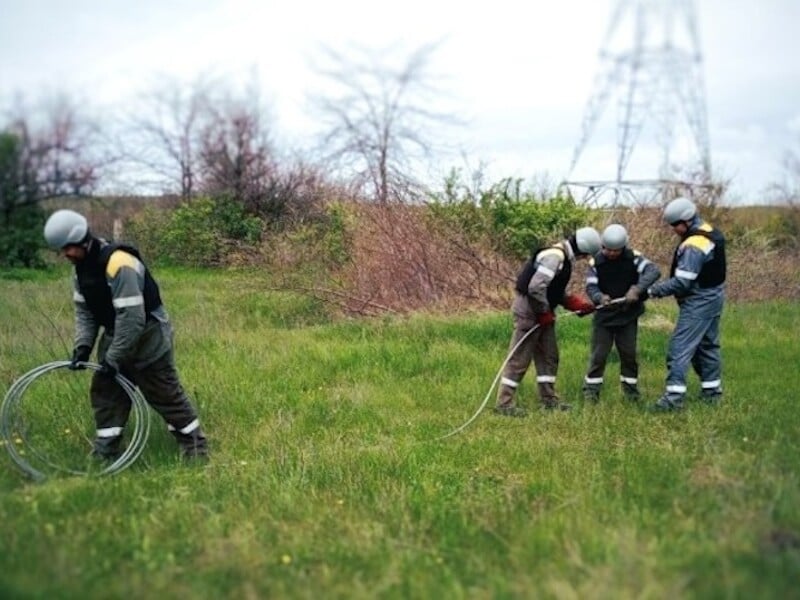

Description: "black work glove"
69 345 92 370
98 359 118 379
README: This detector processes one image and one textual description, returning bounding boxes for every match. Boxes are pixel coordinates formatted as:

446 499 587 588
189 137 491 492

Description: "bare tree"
1 94 102 215
0 94 104 266
310 43 456 203
123 75 214 199
764 135 800 249
198 82 277 214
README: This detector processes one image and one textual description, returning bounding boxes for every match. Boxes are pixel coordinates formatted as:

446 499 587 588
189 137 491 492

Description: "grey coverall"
496 241 574 409
74 241 208 458
584 249 661 399
648 218 725 407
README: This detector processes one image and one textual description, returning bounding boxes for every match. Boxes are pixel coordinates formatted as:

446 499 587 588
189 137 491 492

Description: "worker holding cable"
645 197 726 411
494 227 601 416
582 224 661 403
43 209 209 460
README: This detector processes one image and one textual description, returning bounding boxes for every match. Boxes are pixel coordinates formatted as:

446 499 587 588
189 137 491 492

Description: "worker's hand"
599 294 612 306
564 294 595 316
536 311 556 327
69 346 91 371
98 359 118 379
624 286 641 304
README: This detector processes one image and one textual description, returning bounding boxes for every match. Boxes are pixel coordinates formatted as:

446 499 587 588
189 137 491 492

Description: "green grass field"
1 268 798 598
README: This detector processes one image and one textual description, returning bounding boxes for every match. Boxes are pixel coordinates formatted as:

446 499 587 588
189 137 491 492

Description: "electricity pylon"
562 0 720 205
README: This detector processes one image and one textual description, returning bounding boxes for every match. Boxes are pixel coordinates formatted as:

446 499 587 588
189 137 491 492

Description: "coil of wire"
1 361 151 481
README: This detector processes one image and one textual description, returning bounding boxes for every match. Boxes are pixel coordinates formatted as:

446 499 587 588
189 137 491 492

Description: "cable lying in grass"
434 298 627 441
1 361 150 481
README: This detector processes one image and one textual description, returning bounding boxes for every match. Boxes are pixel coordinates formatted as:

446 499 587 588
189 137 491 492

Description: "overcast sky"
1 0 798 204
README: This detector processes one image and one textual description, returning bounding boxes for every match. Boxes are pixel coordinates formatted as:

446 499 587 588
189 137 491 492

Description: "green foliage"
0 202 47 268
429 169 593 260
0 132 47 268
126 196 263 267
763 209 800 249
320 201 354 267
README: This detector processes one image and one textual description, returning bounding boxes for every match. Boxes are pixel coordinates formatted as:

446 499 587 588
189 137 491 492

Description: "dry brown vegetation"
263 202 800 316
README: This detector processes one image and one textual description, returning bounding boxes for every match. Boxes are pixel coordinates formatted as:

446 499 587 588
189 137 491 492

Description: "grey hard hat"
663 197 697 224
575 226 601 255
601 224 629 250
44 209 89 249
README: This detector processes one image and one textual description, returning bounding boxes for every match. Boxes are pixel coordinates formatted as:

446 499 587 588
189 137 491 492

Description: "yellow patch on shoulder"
539 248 565 261
106 250 140 277
683 235 713 253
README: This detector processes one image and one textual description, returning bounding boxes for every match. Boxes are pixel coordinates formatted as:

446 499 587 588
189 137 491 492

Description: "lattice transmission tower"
562 0 720 205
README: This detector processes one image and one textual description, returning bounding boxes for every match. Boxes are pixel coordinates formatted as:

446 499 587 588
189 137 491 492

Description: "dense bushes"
429 172 592 261
126 196 263 267
0 204 46 268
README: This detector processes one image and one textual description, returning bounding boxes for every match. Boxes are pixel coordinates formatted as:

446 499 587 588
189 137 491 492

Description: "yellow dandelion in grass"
239 460 248 466
281 554 292 565
64 428 71 434
336 499 344 505
14 438 23 445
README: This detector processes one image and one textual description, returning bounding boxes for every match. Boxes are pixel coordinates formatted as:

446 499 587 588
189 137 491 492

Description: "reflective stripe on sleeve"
112 295 145 308
73 291 86 303
536 265 556 279
586 276 598 284
674 269 698 280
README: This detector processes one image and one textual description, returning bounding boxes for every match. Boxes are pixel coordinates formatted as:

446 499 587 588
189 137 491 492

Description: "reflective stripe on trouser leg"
497 323 537 408
615 320 639 384
664 309 714 403
585 323 614 385
537 375 557 403
90 370 132 434
690 314 722 395
532 324 559 404
128 351 207 452
496 377 520 408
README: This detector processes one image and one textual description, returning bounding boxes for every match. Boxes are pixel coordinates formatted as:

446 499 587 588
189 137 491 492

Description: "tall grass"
0 269 798 598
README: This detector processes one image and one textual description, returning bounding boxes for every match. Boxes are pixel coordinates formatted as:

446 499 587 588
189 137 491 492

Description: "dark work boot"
492 405 529 418
648 395 684 413
541 399 571 411
91 435 124 461
621 382 640 402
171 427 209 461
582 384 601 403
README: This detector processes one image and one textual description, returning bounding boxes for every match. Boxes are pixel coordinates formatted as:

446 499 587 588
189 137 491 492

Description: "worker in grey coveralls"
44 209 209 459
646 197 726 411
494 227 601 416
583 224 661 402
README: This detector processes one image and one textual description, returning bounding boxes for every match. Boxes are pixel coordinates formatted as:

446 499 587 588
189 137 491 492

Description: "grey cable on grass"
434 298 628 441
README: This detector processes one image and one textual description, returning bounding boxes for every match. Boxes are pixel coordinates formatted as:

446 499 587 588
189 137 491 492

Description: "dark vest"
594 249 639 298
670 225 726 288
515 245 572 308
75 240 163 330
